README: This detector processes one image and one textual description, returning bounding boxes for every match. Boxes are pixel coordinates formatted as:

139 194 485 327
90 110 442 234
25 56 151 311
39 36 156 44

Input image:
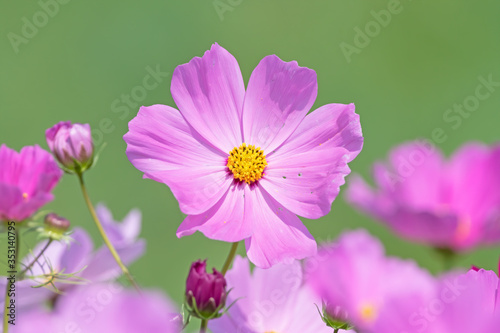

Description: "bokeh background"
1 0 500 306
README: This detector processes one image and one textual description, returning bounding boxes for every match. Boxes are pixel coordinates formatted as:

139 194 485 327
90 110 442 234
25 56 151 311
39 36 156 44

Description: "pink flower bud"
185 260 227 318
46 121 94 172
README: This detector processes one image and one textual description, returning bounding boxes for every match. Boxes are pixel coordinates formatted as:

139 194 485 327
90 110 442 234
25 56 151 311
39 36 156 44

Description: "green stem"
18 239 52 280
435 247 457 272
199 318 208 333
221 242 239 276
334 329 339 333
76 173 140 292
3 228 19 333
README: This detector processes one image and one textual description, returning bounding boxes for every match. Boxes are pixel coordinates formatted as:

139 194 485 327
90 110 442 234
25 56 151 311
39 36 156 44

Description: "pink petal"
385 142 445 210
242 55 317 153
447 143 500 222
124 104 232 215
244 186 317 268
260 103 362 218
177 183 252 241
170 43 245 153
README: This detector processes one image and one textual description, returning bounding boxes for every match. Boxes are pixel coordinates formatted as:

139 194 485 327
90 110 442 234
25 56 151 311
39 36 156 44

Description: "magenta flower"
0 144 62 222
346 142 500 251
185 260 227 318
124 43 363 267
306 230 437 332
45 121 94 172
432 269 500 333
14 284 181 333
209 256 348 333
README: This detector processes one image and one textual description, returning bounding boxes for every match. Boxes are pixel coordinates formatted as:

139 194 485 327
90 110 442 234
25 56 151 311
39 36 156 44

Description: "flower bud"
185 260 227 319
322 302 354 331
46 121 94 173
44 213 71 232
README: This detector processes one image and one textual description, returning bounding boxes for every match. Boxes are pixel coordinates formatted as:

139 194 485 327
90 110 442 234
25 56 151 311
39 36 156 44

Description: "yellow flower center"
22 192 28 201
360 303 377 322
455 215 471 242
227 143 267 184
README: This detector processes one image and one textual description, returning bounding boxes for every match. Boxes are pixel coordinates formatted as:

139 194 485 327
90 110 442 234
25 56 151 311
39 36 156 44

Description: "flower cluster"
1 43 499 333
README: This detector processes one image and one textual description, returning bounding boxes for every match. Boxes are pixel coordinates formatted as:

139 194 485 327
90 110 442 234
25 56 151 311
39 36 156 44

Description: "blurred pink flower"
0 144 62 222
432 269 500 333
124 43 363 268
209 256 347 333
346 142 500 250
306 230 437 333
0 204 145 311
14 284 181 333
45 121 94 172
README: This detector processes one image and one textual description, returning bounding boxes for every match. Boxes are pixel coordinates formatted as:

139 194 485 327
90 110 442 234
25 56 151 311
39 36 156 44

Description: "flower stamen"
227 143 267 184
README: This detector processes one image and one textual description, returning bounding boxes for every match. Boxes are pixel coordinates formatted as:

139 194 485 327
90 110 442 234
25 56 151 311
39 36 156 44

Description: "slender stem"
199 319 208 333
76 173 140 292
435 247 457 272
334 329 339 333
221 242 239 276
18 239 52 279
3 228 19 333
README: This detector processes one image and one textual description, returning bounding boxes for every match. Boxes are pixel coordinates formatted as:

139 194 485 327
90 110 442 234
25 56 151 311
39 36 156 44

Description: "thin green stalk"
200 319 208 333
18 239 52 280
76 173 140 292
3 228 19 333
221 242 239 275
334 329 339 333
435 247 457 272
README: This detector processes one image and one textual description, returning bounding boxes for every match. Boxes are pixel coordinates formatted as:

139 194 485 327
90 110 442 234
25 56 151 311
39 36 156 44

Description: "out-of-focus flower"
14 284 181 333
306 230 436 333
96 203 141 246
0 204 145 311
185 260 226 319
124 43 363 268
346 142 500 251
0 144 62 222
209 256 350 333
45 121 94 173
431 269 500 333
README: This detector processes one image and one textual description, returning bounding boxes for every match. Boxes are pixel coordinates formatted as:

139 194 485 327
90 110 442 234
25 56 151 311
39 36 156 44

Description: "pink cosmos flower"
0 144 62 222
124 43 363 268
432 269 500 333
209 256 350 333
13 284 181 333
306 230 437 333
346 142 500 251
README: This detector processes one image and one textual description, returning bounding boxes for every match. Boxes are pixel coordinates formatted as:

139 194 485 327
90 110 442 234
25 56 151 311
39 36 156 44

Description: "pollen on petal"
227 143 267 184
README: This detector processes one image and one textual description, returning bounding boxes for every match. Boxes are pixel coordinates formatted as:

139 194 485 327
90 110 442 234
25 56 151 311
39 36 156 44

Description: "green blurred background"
1 0 500 306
